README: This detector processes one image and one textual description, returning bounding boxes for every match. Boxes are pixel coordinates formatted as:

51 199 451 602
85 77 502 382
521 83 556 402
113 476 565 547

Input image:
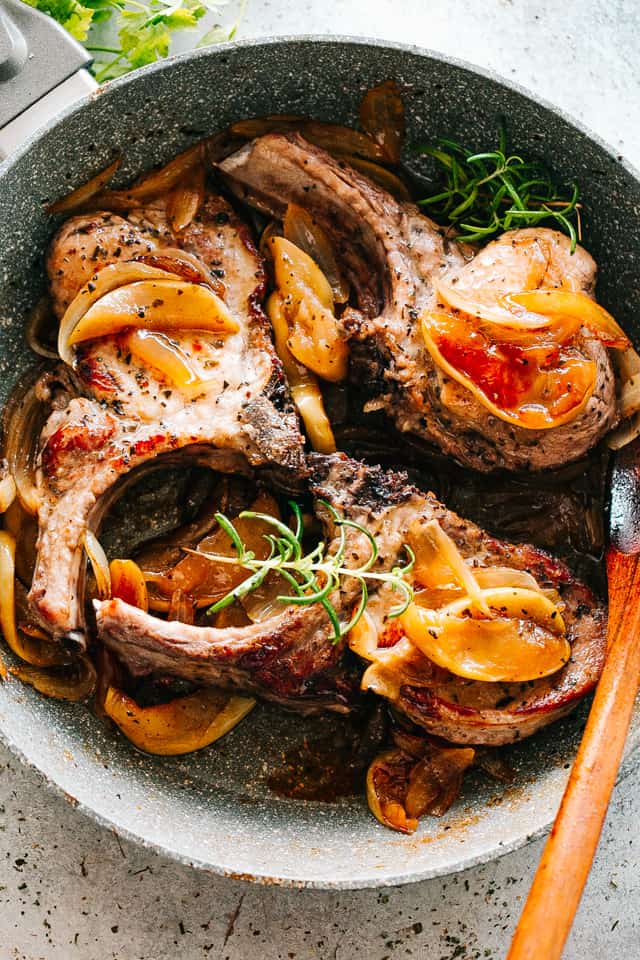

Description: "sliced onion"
366 748 418 833
435 279 554 330
12 655 96 701
270 237 348 382
272 236 333 308
0 473 16 514
58 261 182 366
229 116 386 161
359 80 405 164
26 297 59 359
134 248 225 298
167 165 206 233
66 279 238 349
167 588 195 624
408 519 491 616
213 604 252 628
421 311 597 430
3 369 48 515
473 566 542 593
267 293 336 453
510 290 630 348
124 329 217 399
341 154 411 201
433 236 552 329
84 531 111 600
93 144 204 210
240 571 284 623
109 559 148 611
4 499 38 586
608 409 640 450
405 746 476 819
0 532 19 656
283 203 349 303
144 492 279 605
401 587 569 683
12 580 71 667
47 156 121 214
103 686 256 756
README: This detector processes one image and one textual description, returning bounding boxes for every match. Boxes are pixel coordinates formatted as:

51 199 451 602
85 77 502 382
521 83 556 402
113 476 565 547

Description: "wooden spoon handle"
507 548 640 960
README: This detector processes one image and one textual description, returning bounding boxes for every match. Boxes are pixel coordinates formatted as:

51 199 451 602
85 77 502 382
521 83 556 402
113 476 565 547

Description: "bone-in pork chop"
219 134 618 472
95 455 606 740
30 191 305 641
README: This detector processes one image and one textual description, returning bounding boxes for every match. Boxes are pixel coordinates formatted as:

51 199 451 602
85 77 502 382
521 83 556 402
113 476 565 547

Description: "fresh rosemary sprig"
193 499 415 641
415 127 582 253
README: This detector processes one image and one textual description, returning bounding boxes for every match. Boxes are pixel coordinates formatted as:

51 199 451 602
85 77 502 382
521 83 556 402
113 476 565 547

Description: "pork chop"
219 133 618 472
95 455 606 740
30 190 305 641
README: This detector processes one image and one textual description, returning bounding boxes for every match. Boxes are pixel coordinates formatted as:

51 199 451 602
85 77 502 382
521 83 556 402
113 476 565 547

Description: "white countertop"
1 2 639 958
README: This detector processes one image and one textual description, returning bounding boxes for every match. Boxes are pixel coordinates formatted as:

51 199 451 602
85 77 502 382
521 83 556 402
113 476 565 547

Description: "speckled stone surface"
1 0 639 956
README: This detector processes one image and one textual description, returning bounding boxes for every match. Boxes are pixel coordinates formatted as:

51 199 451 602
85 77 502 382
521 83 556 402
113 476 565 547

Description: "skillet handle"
0 0 97 159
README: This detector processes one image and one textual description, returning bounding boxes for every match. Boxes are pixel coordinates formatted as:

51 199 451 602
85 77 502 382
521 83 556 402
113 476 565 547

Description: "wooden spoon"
507 438 640 959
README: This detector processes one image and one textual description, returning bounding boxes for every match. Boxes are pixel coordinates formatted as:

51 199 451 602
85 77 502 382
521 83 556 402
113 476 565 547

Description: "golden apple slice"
67 278 238 348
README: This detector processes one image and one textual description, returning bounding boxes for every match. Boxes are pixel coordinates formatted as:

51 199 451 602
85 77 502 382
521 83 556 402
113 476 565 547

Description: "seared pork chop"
95 455 606 740
30 191 305 640
219 134 618 472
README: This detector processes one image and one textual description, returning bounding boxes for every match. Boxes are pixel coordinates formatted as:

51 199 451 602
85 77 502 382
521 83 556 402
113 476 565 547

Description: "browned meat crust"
220 134 618 472
30 190 305 640
94 455 605 738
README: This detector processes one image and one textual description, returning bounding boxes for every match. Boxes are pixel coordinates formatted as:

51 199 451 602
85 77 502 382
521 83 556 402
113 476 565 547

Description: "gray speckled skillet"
0 33 639 888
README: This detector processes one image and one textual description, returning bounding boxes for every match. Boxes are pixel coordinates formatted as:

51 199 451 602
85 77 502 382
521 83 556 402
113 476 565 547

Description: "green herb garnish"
415 128 582 252
23 0 246 82
193 500 415 642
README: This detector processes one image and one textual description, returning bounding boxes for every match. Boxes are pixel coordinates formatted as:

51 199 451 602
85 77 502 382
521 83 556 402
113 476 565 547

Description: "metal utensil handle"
0 0 97 158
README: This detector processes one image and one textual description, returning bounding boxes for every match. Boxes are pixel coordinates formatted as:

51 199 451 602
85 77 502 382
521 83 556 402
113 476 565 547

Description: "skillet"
1 12 640 887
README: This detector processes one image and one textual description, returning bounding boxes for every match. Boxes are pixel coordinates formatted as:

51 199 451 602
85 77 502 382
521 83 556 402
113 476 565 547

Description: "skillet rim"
0 33 639 888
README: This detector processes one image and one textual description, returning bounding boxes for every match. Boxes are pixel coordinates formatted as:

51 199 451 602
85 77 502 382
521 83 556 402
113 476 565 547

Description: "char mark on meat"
219 134 618 472
31 190 305 641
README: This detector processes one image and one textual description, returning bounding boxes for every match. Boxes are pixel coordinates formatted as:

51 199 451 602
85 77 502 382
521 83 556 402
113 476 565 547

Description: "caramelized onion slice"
4 499 38 586
283 204 349 303
13 581 71 667
421 311 597 430
405 745 476 820
511 290 630 348
401 587 569 683
66 279 238 349
84 531 111 600
103 686 256 756
12 655 96 701
367 748 418 833
134 247 225 298
124 329 216 399
267 293 336 453
0 532 18 655
3 369 49 515
166 165 206 233
0 473 16 514
58 261 182 365
359 80 405 164
229 116 386 161
110 559 148 611
145 492 280 603
93 144 204 210
270 237 348 382
408 518 491 616
26 297 59 359
47 156 121 214
367 741 474 834
342 155 411 201
608 410 640 450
